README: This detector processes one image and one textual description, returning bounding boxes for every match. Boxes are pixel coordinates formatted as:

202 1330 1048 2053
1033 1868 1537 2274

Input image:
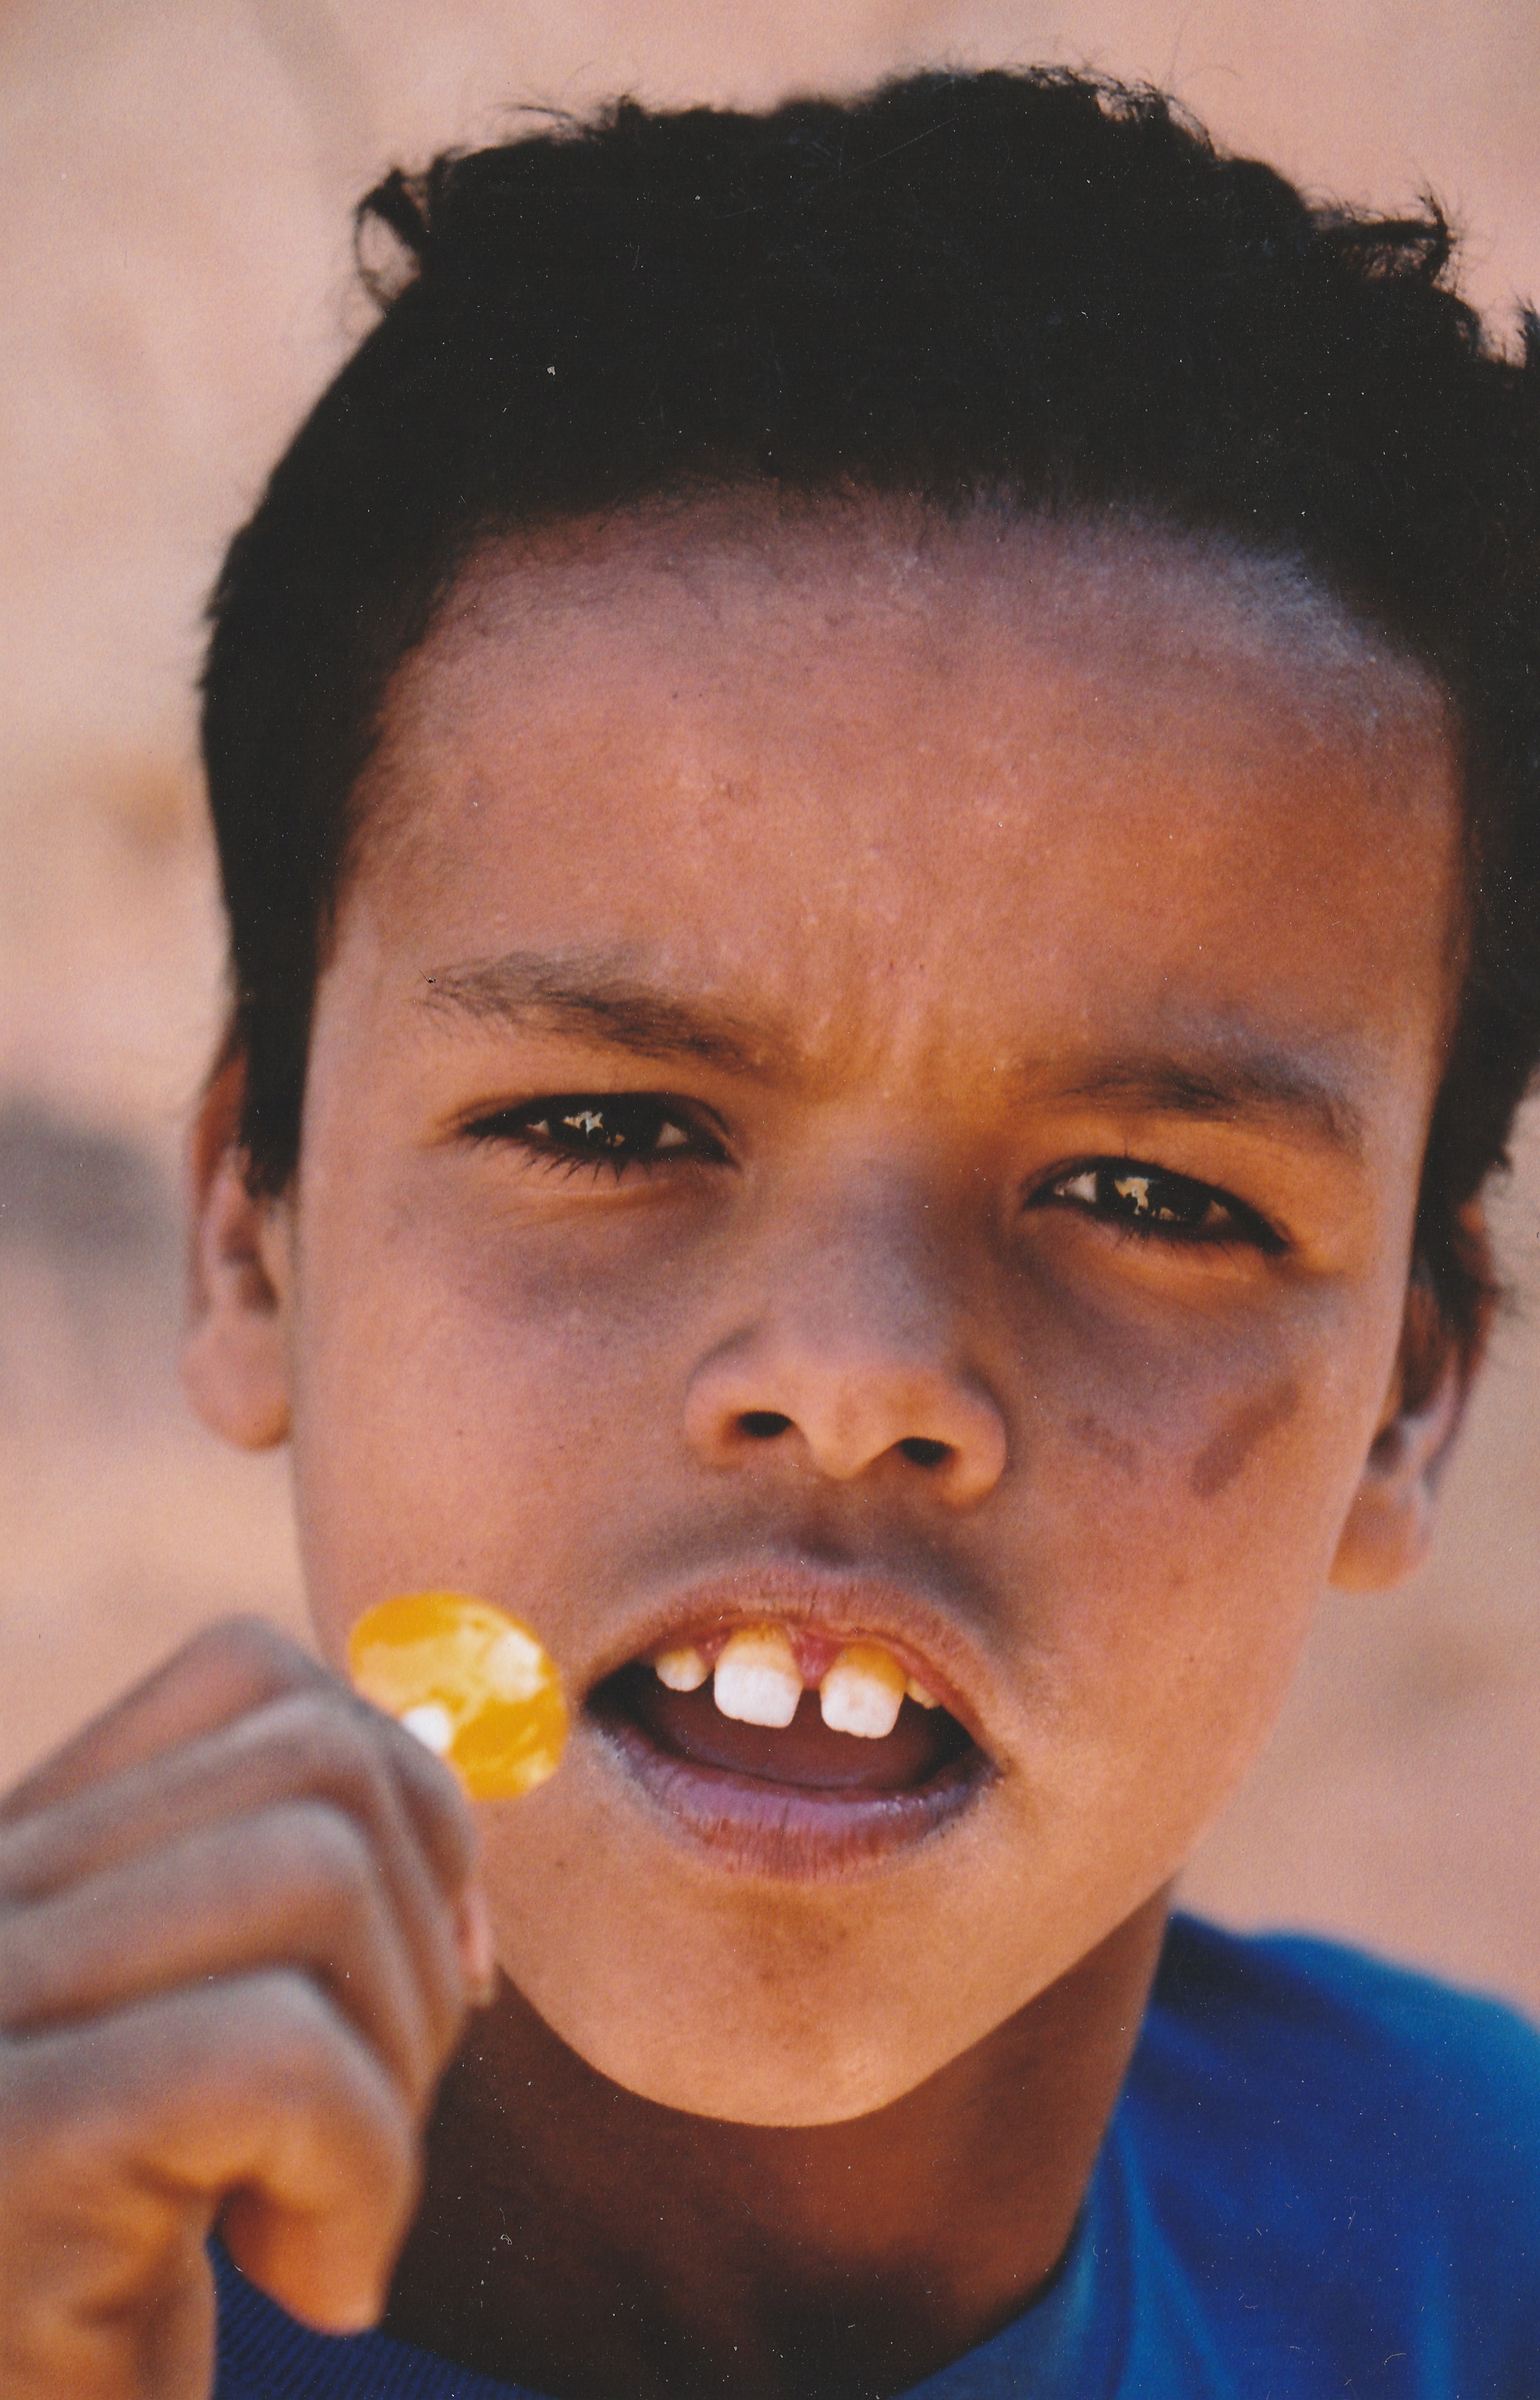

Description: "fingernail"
458 1883 499 2006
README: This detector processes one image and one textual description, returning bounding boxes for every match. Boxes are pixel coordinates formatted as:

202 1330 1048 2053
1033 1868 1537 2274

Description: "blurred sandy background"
3 0 1538 2009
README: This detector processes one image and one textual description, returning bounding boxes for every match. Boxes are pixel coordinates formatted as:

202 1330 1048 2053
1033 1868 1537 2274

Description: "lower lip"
588 1671 991 1882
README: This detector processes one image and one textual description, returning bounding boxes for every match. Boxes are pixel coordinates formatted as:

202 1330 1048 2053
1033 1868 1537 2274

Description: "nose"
682 1184 1008 1508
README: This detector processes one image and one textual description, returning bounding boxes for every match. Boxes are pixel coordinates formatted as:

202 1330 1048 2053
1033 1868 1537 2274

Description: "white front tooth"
905 1675 940 1710
820 1645 906 1739
713 1627 803 1728
400 1701 456 1756
654 1645 709 1692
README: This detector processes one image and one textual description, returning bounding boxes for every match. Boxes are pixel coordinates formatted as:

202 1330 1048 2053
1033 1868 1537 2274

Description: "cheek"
286 1177 700 1661
1005 1288 1394 1849
1026 1246 1393 1566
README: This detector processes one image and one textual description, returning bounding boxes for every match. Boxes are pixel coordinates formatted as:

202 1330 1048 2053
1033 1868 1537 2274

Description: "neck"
386 1891 1170 2400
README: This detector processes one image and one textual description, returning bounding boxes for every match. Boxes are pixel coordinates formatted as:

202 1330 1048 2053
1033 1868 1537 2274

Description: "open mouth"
588 1620 990 1878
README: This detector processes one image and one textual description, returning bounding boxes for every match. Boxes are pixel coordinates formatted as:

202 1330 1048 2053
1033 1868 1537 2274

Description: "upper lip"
578 1559 997 1751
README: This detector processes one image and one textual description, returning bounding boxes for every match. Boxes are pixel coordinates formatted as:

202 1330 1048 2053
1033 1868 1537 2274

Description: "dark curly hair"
201 67 1540 1359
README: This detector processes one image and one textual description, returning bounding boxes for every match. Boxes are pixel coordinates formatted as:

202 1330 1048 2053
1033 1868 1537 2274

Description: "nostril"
898 1436 951 1469
739 1411 794 1441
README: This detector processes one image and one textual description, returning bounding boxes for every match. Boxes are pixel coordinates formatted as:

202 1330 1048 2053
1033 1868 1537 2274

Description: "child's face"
239 504 1462 2124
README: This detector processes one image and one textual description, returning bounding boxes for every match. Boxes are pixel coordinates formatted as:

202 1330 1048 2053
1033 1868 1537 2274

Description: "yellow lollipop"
348 1592 567 1799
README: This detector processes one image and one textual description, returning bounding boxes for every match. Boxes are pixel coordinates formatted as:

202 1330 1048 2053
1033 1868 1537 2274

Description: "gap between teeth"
654 1628 939 1738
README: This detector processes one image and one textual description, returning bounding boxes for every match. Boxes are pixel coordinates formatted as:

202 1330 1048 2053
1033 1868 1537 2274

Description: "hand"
0 1617 491 2400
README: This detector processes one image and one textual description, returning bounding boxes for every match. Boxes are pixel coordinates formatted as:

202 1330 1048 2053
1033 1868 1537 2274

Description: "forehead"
355 500 1460 1082
392 492 1447 720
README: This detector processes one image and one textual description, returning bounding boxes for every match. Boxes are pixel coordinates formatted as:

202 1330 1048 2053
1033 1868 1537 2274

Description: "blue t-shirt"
214 1914 1540 2398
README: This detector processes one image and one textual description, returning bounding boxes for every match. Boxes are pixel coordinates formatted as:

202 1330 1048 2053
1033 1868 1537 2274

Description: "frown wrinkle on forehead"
422 941 1374 1165
336 497 1468 1216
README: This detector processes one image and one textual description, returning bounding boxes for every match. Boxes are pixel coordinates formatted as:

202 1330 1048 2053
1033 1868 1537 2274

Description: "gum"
348 1591 567 1800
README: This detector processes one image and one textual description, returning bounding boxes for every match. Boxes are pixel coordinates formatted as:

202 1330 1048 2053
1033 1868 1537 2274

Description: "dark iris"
473 1093 714 1170
1051 1161 1280 1250
1101 1166 1217 1229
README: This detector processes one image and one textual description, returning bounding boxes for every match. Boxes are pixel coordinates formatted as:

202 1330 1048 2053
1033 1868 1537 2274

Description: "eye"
465 1093 726 1177
1037 1159 1284 1252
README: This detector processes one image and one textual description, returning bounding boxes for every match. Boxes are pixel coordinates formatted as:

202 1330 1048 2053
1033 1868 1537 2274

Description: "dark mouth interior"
591 1662 977 1795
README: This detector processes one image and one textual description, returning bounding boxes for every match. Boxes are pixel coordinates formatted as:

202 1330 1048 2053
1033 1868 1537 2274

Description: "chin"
476 1739 1101 2127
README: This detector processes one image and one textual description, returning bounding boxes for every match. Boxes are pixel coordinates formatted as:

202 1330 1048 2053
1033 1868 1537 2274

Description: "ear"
1330 1224 1489 1593
180 1053 294 1450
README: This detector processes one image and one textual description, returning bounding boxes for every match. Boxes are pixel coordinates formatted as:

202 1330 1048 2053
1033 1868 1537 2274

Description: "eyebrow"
420 948 1367 1156
418 948 787 1078
1044 1054 1367 1158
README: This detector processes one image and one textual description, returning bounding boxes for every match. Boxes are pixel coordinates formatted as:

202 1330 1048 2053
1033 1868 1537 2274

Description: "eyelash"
465 1098 1281 1254
464 1093 726 1178
1035 1160 1284 1252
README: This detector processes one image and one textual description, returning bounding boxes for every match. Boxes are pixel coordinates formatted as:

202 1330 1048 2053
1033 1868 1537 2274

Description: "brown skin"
0 503 1472 2399
0 1622 488 2400
388 1891 1167 2397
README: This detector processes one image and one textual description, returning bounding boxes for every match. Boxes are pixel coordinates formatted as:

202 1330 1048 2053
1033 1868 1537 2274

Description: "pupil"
1111 1169 1201 1224
559 1103 652 1153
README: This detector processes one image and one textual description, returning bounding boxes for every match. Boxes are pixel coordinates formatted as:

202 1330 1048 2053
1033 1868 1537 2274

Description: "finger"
0 1618 480 1906
0 2200 218 2400
0 1618 329 1823
1 1970 418 2336
0 1690 472 2038
1 1802 456 2106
